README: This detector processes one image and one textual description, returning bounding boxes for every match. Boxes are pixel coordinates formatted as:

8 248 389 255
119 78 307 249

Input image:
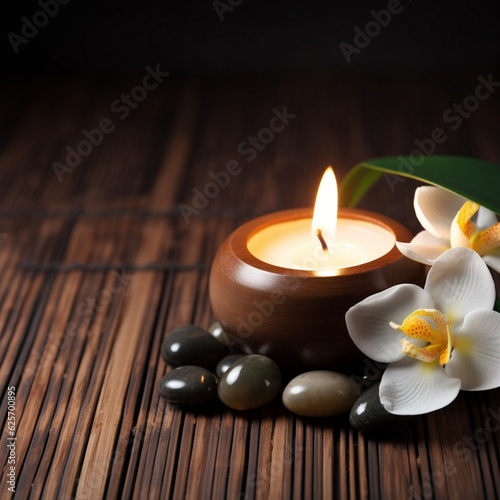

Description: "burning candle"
247 168 395 274
209 167 424 372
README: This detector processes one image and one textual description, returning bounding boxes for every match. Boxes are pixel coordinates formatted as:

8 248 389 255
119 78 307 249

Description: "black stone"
218 355 281 410
349 383 420 432
158 366 218 405
161 325 229 370
208 321 227 344
216 354 246 378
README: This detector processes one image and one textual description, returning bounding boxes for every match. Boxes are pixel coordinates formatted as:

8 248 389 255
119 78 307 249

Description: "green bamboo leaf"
339 155 500 214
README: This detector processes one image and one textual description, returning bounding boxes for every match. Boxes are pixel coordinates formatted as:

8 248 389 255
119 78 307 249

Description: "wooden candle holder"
209 208 425 372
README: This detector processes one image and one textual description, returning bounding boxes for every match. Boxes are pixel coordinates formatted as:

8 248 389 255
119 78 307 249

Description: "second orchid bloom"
396 186 500 272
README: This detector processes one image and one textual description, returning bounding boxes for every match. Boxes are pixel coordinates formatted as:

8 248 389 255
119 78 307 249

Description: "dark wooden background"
0 71 499 499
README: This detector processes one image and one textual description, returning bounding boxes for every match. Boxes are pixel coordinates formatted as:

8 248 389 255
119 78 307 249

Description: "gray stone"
158 366 218 405
161 325 229 370
218 355 281 410
349 383 420 432
282 371 361 417
216 354 246 378
208 321 226 343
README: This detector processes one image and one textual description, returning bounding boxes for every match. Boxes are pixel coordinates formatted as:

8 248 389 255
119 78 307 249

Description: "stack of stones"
158 323 419 431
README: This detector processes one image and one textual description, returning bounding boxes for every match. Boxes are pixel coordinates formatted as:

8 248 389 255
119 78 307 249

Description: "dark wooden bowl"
209 208 424 372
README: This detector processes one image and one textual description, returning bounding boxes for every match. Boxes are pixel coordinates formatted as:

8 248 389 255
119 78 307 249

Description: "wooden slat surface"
0 73 499 499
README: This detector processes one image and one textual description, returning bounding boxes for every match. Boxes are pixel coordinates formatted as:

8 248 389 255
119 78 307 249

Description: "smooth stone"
349 383 420 432
161 325 229 370
218 355 281 410
282 371 361 417
216 354 246 378
158 366 218 405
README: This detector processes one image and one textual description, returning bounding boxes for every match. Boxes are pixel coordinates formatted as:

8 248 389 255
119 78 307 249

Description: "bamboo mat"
0 73 499 499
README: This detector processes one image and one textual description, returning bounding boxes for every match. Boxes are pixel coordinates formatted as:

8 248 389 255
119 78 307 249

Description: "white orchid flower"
345 247 500 415
396 186 500 273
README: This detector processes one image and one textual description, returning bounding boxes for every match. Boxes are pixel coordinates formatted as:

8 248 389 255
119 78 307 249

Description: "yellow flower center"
390 309 453 365
457 201 500 255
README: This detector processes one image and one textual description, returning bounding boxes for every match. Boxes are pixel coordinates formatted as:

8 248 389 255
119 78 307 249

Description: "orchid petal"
396 230 450 265
473 222 500 255
393 309 451 364
482 250 500 273
425 248 495 323
477 206 498 230
456 201 478 239
346 284 434 363
380 357 461 415
450 213 473 249
414 186 466 240
446 310 500 391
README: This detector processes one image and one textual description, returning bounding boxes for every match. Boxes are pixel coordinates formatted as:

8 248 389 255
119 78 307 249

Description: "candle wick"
316 229 328 252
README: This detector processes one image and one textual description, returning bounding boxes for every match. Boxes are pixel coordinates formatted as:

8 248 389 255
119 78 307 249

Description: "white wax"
247 218 395 271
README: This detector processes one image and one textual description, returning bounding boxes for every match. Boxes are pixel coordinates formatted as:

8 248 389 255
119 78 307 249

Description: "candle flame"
312 167 338 252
